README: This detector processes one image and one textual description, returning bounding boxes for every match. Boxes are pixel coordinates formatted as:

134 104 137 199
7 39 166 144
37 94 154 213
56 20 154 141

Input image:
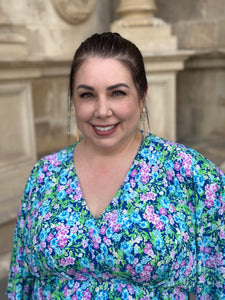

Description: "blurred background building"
0 0 225 298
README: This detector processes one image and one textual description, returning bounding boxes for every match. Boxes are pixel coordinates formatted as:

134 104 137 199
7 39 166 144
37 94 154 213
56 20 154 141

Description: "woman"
7 32 225 299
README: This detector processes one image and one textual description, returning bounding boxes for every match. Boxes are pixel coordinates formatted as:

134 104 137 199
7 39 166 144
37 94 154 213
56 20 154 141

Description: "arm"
6 166 38 300
193 159 225 299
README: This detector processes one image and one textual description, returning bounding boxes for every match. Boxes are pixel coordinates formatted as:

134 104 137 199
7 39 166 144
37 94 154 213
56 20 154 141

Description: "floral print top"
7 132 225 300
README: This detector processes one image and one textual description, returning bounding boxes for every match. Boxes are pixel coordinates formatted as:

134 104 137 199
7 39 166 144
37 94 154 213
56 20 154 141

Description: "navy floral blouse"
7 133 225 299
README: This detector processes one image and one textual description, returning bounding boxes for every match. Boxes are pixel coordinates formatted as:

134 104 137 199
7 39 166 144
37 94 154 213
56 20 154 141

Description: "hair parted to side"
68 32 149 135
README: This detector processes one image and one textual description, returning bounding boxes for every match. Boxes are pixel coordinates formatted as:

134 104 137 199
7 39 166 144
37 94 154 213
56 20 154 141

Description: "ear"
140 86 148 110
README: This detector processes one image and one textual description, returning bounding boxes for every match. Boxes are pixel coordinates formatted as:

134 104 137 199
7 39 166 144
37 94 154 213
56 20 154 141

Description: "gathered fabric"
7 132 225 299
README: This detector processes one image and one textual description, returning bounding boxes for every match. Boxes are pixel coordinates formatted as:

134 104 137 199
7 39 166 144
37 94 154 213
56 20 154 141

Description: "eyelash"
80 92 94 98
79 90 126 99
112 90 126 97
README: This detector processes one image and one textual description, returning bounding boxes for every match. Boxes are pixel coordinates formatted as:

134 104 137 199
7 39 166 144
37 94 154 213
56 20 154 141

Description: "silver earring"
141 107 147 138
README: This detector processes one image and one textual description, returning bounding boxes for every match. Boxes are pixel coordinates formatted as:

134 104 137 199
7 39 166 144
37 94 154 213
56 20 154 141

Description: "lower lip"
92 124 118 136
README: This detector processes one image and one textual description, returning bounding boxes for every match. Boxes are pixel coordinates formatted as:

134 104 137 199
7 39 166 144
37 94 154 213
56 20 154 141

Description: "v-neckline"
71 131 145 221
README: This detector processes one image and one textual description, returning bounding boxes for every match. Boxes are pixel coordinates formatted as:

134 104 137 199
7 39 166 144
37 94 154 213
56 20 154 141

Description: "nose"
94 97 112 118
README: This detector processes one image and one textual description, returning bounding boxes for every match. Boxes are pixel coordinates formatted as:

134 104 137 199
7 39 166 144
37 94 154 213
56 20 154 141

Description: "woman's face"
73 57 144 153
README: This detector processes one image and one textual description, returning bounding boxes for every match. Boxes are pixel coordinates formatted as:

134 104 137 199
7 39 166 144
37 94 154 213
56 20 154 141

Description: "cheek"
74 103 92 121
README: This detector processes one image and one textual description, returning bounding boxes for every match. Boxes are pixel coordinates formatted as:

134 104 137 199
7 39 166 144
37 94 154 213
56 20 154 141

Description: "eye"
80 92 94 99
112 90 126 97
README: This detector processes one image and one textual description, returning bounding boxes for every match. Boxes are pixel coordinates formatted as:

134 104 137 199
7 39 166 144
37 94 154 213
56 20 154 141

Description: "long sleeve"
193 157 225 299
6 167 37 300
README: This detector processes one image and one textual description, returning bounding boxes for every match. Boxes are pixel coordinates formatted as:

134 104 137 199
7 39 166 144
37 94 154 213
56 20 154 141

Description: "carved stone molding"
51 0 96 24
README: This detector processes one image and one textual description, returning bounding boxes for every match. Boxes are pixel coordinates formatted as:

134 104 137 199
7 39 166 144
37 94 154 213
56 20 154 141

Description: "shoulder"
36 143 75 170
24 143 76 192
143 132 224 178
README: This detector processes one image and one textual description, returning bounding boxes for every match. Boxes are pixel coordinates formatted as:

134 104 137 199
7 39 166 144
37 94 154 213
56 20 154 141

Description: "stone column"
111 0 191 141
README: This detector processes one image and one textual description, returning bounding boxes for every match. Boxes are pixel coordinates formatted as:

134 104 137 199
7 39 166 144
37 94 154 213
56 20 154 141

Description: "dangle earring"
76 125 80 142
141 107 147 139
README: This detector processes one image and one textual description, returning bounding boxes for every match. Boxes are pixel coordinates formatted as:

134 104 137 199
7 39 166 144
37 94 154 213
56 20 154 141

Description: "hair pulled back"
69 32 148 102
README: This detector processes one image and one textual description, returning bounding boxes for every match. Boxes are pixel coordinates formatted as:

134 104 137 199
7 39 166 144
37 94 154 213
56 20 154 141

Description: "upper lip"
92 123 118 127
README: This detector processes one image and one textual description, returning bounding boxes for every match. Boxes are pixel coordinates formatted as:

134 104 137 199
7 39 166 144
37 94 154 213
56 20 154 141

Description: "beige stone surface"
155 0 225 50
0 0 113 59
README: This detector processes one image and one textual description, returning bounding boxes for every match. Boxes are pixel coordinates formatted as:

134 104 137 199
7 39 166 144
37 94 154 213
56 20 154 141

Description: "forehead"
75 57 133 83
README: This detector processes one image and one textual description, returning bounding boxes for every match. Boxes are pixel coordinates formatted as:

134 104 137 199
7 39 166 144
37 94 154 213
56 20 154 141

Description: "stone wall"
155 0 225 167
0 0 114 283
0 0 114 59
155 0 225 50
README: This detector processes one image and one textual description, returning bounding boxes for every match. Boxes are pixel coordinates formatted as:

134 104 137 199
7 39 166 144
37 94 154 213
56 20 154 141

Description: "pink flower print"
56 223 69 235
100 226 107 235
117 284 124 292
130 178 136 188
178 151 187 160
82 290 91 300
140 161 151 172
199 273 205 284
204 198 214 208
174 162 181 171
168 215 174 225
88 228 93 238
73 191 82 202
104 212 112 221
42 165 48 172
176 173 184 182
126 265 137 276
43 212 52 221
183 232 189 242
57 236 68 248
166 170 175 181
143 264 153 273
103 236 111 246
219 229 225 239
206 258 215 268
159 208 167 215
27 216 32 229
59 257 75 267
141 174 150 184
189 202 195 212
170 249 176 259
93 243 99 249
20 219 25 228
57 184 64 192
204 247 211 254
81 239 88 248
54 160 61 167
144 243 152 255
38 175 44 183
152 164 159 173
112 223 121 232
146 205 154 214
66 188 73 194
64 286 71 297
40 242 46 251
130 170 138 177
184 168 193 177
12 264 19 274
169 203 176 213
93 236 101 244
155 220 165 230
127 284 134 295
71 224 78 234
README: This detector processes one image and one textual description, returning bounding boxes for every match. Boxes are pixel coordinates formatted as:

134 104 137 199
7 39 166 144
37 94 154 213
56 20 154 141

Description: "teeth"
95 125 115 131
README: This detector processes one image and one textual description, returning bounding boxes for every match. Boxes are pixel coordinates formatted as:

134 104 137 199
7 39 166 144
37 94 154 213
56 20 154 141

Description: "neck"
78 129 143 161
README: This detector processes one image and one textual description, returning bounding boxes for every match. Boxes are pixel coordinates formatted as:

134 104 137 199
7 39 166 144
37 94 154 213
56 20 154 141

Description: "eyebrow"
76 83 129 91
76 84 94 90
107 83 129 90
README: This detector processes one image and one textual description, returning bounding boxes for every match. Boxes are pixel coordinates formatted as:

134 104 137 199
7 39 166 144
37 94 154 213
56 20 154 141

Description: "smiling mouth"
94 125 116 132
